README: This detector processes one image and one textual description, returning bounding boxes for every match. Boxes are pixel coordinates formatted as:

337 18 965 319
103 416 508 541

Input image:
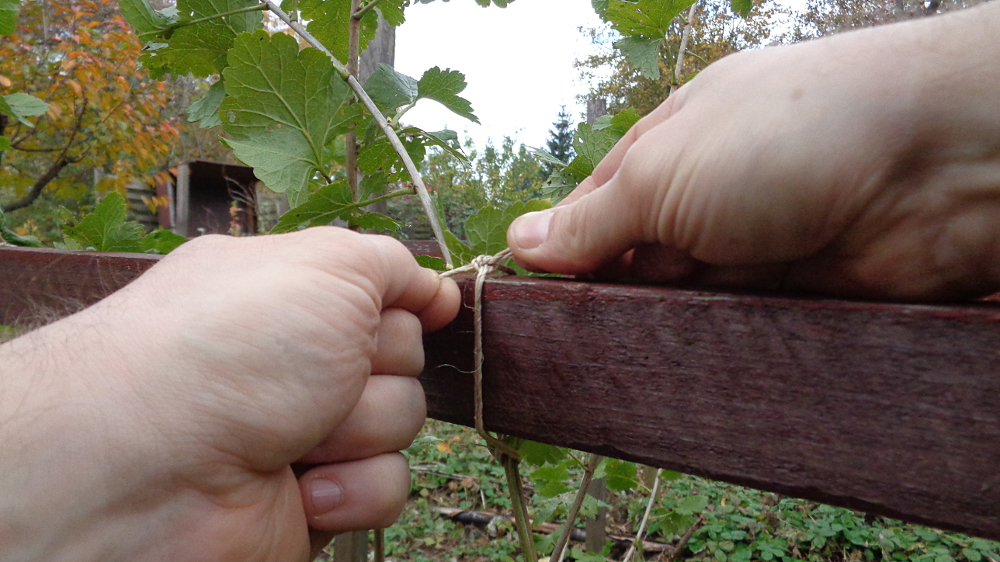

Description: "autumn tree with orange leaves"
0 0 179 213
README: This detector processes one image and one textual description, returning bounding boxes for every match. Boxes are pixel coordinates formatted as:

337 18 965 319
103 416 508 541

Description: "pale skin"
2 3 999 560
0 228 460 562
509 1 1000 301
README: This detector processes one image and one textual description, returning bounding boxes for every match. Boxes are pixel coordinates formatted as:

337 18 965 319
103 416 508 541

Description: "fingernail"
510 210 553 251
309 478 344 514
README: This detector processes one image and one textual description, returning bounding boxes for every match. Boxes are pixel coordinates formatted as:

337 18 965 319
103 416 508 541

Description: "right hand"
509 2 1000 301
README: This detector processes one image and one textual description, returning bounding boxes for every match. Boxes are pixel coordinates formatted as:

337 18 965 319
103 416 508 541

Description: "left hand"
0 228 460 561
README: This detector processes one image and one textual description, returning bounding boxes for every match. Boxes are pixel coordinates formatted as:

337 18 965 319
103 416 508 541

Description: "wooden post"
584 477 607 553
333 531 368 562
173 162 190 237
586 97 607 126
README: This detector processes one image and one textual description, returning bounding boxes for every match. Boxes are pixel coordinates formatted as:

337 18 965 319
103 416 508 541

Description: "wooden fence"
1 243 998 543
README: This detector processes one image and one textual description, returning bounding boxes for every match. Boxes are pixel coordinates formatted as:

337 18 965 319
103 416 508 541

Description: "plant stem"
353 0 387 21
502 454 538 562
670 1 699 96
623 468 663 562
166 4 266 31
374 528 385 562
552 453 604 562
359 186 413 207
346 0 361 201
262 0 453 267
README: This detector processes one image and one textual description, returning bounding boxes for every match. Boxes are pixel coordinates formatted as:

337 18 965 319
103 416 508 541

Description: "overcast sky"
394 0 607 151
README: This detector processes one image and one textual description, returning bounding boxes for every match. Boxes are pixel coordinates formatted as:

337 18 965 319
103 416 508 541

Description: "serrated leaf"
363 64 418 112
519 441 567 466
64 193 146 252
571 123 616 176
412 128 467 161
358 171 390 202
271 180 400 233
298 0 378 65
187 79 226 128
119 0 174 41
377 0 406 27
607 0 696 39
614 36 662 80
417 67 479 124
0 0 19 36
141 229 187 254
357 134 426 181
603 459 638 492
529 146 567 168
444 230 475 267
348 211 401 232
465 199 552 255
415 255 446 270
676 494 709 515
731 0 752 17
608 108 641 137
2 93 49 126
530 465 572 498
592 0 609 20
221 31 352 202
166 0 263 76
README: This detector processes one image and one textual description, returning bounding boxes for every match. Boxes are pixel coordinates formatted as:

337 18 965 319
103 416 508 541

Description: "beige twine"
439 249 519 460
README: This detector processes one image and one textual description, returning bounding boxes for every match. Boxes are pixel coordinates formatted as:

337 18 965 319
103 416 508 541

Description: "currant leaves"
364 64 480 124
220 31 352 206
270 180 401 233
597 0 753 80
541 109 640 201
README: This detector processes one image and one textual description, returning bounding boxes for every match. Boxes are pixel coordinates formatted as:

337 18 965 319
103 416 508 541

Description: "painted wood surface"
2 244 999 541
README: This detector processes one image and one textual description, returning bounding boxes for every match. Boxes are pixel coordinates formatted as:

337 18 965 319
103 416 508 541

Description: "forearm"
0 311 153 561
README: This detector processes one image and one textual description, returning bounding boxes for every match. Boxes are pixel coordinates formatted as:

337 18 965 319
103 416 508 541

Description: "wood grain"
3 244 1000 541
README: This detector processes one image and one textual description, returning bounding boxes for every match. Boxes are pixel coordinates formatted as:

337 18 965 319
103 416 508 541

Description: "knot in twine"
439 248 519 461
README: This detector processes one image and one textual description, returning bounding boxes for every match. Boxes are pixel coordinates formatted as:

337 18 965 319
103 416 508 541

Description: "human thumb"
507 182 650 274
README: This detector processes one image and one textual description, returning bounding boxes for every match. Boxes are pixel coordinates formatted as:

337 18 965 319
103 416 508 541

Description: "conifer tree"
545 105 574 172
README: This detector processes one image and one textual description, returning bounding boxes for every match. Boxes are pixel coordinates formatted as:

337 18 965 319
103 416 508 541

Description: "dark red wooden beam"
3 244 1000 542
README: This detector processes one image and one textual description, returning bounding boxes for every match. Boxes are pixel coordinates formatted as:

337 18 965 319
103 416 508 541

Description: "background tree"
575 0 789 116
0 0 179 219
793 0 990 39
545 105 575 172
388 136 546 240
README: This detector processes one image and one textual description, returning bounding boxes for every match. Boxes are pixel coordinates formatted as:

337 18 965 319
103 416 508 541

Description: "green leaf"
377 0 407 27
270 180 400 234
297 0 378 65
518 441 567 466
410 128 467 161
166 0 263 76
357 134 426 181
0 135 9 152
609 108 641 137
415 255 446 270
607 0 697 39
141 229 187 254
2 93 49 126
464 199 551 256
730 0 752 17
63 193 147 252
530 465 572 498
118 0 174 41
444 230 475 267
676 494 709 515
221 31 352 203
187 79 226 128
963 549 983 562
568 123 616 178
417 67 479 124
592 0 609 20
614 36 662 79
363 64 418 112
0 0 19 36
603 459 638 492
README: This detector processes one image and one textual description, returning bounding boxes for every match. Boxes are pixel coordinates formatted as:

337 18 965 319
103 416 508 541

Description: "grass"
346 420 1000 562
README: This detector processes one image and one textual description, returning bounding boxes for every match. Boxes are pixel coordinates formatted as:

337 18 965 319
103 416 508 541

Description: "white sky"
395 0 607 151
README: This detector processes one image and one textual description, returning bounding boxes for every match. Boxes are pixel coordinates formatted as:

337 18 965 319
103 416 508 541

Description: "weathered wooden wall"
2 244 999 542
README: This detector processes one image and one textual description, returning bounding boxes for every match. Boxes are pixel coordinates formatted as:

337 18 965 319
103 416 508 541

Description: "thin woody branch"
261 0 453 267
